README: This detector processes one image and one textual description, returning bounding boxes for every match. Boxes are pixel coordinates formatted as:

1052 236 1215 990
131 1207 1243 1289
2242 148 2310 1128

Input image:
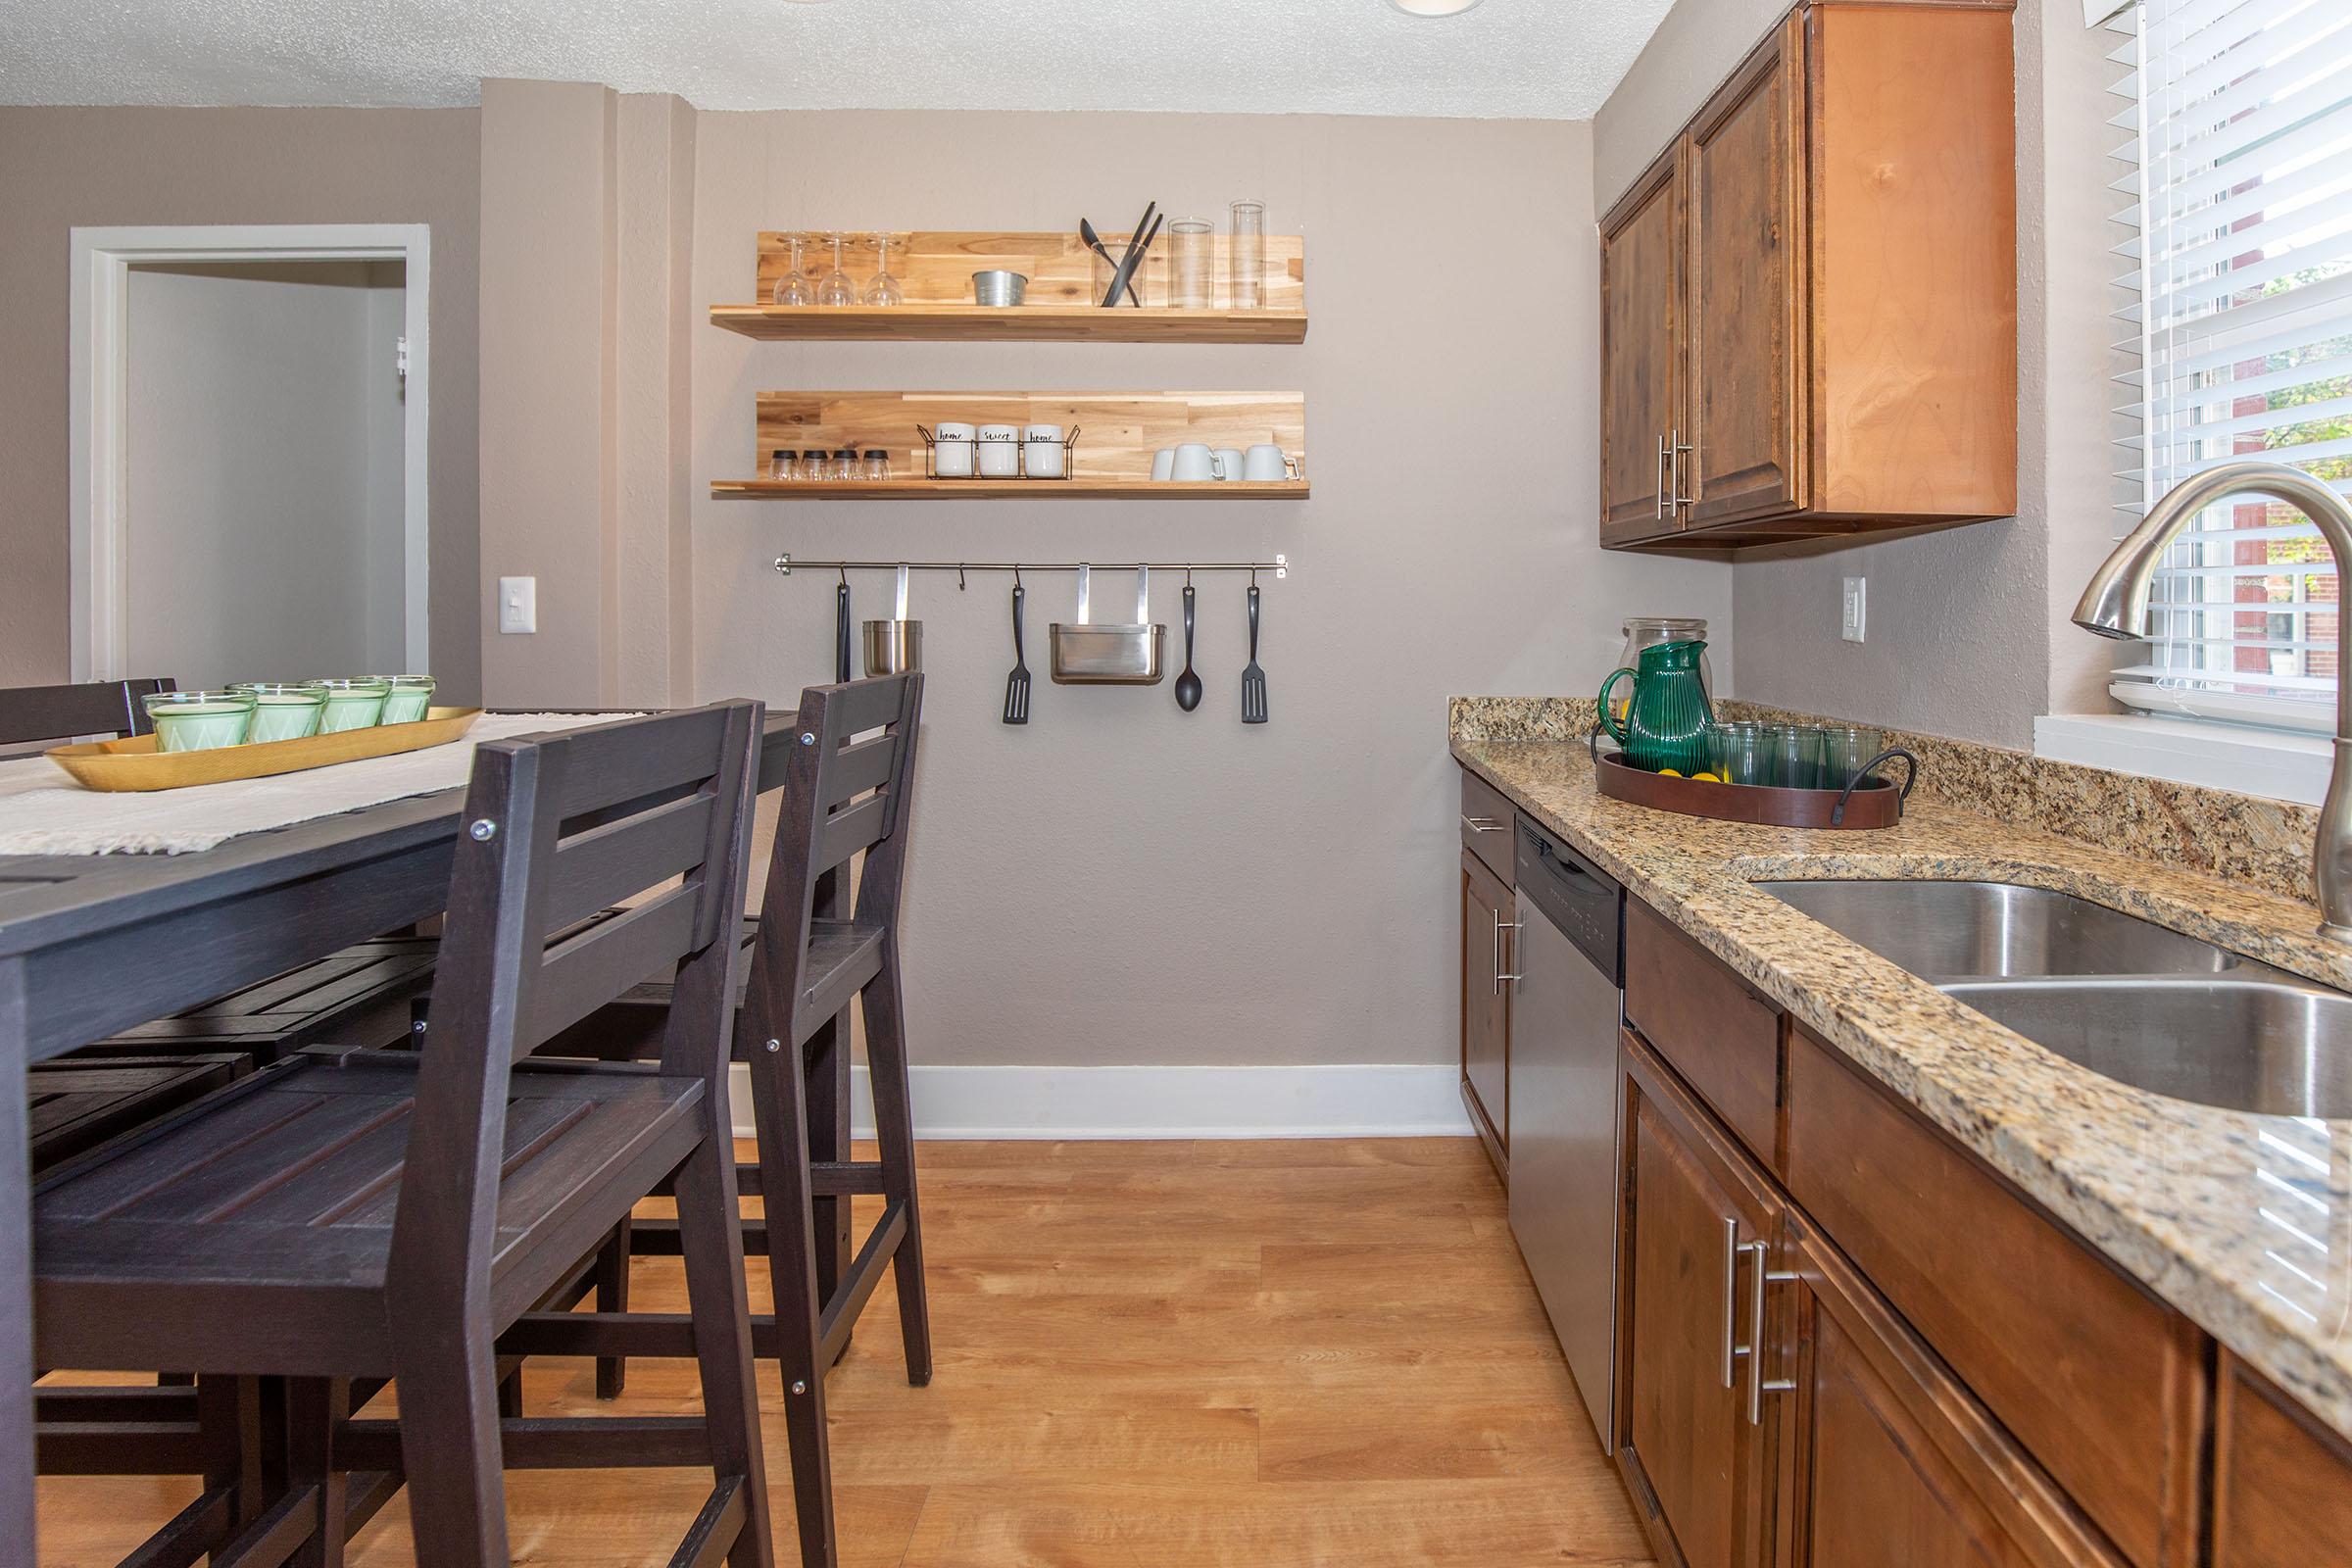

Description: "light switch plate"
1841 577 1867 643
498 575 537 635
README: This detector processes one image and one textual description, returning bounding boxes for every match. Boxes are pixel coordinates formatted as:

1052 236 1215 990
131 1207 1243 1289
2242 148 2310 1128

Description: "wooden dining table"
0 711 809 1555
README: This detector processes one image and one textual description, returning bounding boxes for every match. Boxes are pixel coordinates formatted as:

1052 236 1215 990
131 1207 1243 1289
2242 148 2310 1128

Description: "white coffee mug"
1152 447 1176 482
1024 424 1066 479
1171 443 1225 482
977 423 1020 479
1214 448 1248 483
1244 444 1302 482
933 421 976 478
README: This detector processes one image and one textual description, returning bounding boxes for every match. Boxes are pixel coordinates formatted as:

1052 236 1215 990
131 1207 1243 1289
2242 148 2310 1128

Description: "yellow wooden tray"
46 708 484 792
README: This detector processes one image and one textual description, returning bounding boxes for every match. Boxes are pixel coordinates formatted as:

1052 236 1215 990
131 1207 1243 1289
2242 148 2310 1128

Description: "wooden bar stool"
0 676 172 754
31 704 777 1568
513 673 931 1568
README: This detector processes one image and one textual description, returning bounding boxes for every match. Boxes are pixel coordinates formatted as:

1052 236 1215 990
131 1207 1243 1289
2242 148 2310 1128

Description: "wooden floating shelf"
717 229 1307 344
710 304 1308 344
736 389 1309 504
713 478 1310 501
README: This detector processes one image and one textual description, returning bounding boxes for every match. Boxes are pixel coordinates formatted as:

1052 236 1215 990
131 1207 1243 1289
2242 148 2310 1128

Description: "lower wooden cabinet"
2213 1352 2352 1567
1458 847 1513 1174
1617 1032 1778 1568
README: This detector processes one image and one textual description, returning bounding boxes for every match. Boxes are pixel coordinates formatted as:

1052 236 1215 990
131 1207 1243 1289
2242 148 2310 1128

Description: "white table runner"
0 713 626 857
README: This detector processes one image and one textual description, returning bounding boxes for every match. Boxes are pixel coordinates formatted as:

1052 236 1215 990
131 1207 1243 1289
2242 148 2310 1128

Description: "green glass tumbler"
1818 725 1889 792
141 691 256 752
309 678 390 734
232 682 326 744
378 675 437 726
1763 723 1827 790
1707 721 1773 786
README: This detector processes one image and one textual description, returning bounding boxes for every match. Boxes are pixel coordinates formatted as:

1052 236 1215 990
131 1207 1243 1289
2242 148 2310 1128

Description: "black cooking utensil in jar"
1080 218 1139 307
1173 581 1202 711
1003 578 1032 725
1241 579 1268 724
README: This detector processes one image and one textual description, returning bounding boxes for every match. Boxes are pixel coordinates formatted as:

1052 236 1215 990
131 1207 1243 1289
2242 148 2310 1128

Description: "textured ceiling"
0 0 1671 119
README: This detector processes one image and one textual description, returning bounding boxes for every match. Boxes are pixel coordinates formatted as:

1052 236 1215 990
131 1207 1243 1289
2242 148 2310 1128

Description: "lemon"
1657 768 1683 778
1692 771 1724 783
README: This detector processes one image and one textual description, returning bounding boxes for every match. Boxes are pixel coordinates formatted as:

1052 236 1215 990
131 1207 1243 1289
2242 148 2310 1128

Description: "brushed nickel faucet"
2074 460 2352 941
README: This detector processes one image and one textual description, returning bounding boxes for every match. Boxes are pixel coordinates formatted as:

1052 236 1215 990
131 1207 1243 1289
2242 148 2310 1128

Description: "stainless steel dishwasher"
1506 814 1625 1451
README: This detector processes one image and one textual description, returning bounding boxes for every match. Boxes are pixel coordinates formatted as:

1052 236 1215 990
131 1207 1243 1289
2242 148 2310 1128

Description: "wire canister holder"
916 424 1082 480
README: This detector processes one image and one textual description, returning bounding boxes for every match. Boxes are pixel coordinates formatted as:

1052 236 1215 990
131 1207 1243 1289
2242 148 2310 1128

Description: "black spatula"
1003 581 1032 724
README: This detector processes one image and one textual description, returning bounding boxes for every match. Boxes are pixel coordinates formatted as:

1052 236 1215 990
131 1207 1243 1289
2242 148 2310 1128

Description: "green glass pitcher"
1597 639 1716 775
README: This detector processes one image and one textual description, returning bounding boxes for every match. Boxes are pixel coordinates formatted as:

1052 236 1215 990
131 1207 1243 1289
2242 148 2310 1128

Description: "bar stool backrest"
0 677 174 749
750 675 924 1047
388 702 761 1310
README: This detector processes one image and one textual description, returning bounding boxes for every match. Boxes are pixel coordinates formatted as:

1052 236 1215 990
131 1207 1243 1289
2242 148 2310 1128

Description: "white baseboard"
726 1062 1473 1141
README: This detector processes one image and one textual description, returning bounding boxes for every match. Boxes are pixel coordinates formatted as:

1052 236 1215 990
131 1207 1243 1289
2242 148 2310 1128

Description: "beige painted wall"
678 110 1734 1067
1593 0 2119 749
0 107 482 702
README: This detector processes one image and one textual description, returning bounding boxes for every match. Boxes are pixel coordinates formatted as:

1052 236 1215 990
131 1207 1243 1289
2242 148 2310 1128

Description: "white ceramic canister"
1024 423 1066 479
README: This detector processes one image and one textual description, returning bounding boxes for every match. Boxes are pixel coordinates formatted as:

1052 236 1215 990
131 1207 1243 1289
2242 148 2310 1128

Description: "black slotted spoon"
1241 578 1268 724
1003 577 1031 724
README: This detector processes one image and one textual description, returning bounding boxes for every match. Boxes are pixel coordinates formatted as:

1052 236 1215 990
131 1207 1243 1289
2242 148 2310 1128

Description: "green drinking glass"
1707 721 1773 786
141 691 256 752
1818 725 1889 792
231 682 326 744
378 674 437 726
1763 723 1827 790
309 678 391 734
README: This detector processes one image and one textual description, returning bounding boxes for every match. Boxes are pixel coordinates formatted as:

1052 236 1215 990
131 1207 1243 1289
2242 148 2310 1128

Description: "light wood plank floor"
38 1138 1653 1566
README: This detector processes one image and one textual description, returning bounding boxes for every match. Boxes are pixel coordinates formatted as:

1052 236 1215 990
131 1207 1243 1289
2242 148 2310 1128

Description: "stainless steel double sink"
1758 880 2352 1119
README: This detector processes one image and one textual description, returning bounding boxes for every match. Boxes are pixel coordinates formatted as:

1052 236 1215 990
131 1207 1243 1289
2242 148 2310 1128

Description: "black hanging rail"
772 554 1290 580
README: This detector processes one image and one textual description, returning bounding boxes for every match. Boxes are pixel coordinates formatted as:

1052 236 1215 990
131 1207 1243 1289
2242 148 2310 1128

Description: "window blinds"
2109 0 2352 731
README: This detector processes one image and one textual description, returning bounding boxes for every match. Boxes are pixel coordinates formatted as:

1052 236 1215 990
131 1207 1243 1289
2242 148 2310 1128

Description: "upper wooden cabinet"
1599 0 2018 552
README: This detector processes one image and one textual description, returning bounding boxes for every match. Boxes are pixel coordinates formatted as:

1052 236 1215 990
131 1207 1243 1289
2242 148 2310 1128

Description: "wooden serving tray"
48 708 484 793
1593 750 1904 829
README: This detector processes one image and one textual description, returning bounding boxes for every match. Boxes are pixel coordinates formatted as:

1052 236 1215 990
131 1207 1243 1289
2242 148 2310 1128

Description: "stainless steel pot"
1052 565 1163 685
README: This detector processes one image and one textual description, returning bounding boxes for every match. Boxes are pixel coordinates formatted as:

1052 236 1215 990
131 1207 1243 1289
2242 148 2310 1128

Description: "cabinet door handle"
1740 1238 1799 1425
1492 911 1524 993
1670 427 1694 510
1656 435 1672 520
1459 814 1504 833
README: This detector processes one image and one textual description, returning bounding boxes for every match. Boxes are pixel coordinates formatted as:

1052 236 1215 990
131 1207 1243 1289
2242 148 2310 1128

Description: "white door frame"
69 223 432 682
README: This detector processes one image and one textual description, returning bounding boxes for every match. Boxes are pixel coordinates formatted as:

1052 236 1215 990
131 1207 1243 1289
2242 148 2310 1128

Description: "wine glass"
770 232 814 306
816 231 858 307
861 233 904 307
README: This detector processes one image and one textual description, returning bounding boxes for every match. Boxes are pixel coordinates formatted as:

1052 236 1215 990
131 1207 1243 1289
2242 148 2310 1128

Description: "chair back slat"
528 887 700 1052
826 675 910 740
823 732 899 808
812 794 889 880
550 705 738 821
538 791 718 940
388 702 760 1312
0 677 174 748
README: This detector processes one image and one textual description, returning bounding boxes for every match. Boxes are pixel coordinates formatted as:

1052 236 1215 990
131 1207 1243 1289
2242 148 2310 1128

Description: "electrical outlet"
1841 577 1867 643
498 576 537 635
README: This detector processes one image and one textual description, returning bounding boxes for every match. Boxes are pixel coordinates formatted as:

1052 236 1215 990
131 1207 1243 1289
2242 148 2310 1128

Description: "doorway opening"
70 225 430 687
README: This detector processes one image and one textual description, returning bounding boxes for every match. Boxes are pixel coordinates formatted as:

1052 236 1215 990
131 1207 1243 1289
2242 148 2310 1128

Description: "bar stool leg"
594 1214 632 1398
805 1012 853 1318
672 1094 777 1568
288 1377 349 1568
387 1309 512 1567
859 946 931 1386
750 1015 840 1568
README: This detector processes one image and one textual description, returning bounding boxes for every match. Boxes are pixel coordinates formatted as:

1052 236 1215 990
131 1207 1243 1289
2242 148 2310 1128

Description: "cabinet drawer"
1457 768 1517 881
1623 899 1781 1165
2214 1353 2352 1567
1785 1023 2204 1568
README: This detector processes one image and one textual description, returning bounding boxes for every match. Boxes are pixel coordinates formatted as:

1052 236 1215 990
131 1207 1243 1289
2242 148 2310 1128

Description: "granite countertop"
1452 733 2352 1442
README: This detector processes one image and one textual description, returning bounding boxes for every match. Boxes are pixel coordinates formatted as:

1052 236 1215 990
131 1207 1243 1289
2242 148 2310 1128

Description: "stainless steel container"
971 270 1029 307
1052 565 1164 685
862 565 922 675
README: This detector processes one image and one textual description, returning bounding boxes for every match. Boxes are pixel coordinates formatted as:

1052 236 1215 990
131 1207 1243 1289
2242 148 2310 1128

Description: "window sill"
2033 713 2330 807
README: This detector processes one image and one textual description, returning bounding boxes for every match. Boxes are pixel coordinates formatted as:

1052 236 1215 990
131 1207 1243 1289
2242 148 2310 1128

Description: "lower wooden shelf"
711 478 1309 501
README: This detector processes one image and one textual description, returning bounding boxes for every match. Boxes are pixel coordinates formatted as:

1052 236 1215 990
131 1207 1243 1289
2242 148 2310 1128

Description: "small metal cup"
862 620 922 676
971 270 1029 307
